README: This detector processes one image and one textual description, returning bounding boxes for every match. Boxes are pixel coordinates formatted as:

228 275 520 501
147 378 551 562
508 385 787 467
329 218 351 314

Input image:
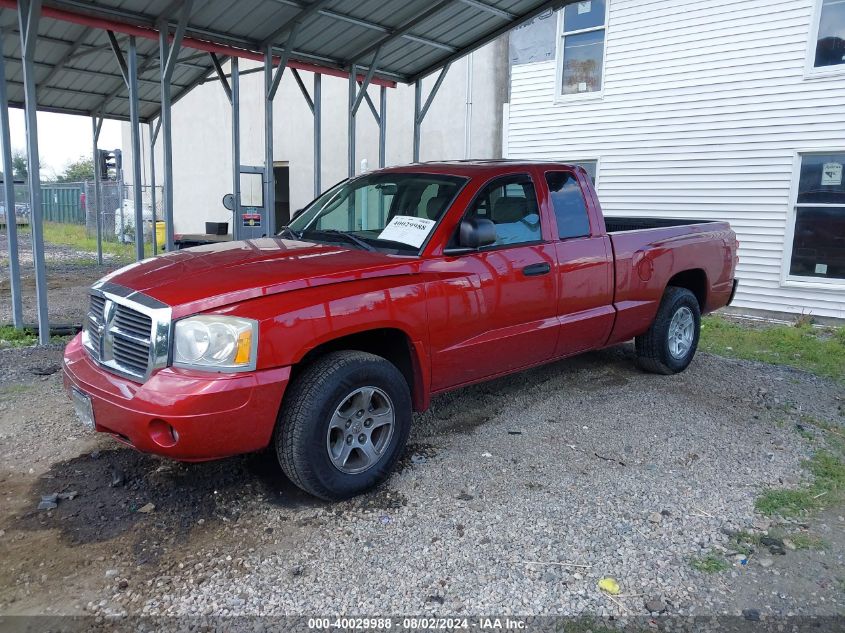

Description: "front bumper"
62 334 289 461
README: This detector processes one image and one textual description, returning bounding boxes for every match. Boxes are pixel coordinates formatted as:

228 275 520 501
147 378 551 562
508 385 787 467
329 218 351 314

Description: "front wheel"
635 286 701 375
276 351 412 500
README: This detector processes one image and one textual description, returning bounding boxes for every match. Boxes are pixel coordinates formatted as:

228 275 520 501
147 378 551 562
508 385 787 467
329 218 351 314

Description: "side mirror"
459 217 496 248
222 193 234 210
444 217 497 254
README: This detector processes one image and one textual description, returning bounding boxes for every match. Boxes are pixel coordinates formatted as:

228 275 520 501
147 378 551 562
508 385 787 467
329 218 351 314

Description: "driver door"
425 173 559 391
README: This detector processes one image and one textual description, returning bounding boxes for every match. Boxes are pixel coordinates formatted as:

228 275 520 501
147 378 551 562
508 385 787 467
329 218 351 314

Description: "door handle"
522 262 551 277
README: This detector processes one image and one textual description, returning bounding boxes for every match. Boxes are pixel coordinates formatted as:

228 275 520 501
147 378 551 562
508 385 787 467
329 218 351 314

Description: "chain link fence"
84 182 163 245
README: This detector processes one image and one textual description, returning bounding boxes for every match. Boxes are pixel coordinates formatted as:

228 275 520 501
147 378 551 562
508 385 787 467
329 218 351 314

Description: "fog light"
148 419 179 448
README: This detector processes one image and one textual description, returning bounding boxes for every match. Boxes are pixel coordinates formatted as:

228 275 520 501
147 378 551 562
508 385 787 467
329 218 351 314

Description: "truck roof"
376 159 584 177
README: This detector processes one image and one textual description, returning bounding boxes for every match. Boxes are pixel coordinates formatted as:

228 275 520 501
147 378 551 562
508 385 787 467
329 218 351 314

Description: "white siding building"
507 0 845 319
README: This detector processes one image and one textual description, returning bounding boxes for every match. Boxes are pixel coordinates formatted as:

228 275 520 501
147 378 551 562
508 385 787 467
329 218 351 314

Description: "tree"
12 151 27 181
57 156 95 183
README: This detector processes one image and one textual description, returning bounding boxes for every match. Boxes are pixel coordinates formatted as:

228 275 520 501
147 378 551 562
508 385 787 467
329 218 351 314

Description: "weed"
788 533 826 550
690 554 729 573
755 450 845 516
0 325 37 348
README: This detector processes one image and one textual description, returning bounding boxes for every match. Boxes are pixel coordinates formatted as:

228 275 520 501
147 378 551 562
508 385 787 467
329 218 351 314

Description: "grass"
788 533 827 550
689 554 729 573
0 325 72 349
0 325 38 347
699 315 845 382
755 449 845 517
19 222 153 263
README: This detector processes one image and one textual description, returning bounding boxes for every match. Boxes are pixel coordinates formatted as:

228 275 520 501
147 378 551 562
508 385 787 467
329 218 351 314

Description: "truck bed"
604 216 721 233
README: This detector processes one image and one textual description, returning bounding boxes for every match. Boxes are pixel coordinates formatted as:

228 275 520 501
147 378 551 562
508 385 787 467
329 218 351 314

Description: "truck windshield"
284 173 468 254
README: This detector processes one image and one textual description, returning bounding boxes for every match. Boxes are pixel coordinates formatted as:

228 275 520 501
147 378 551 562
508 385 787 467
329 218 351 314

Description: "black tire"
635 286 701 375
276 351 412 500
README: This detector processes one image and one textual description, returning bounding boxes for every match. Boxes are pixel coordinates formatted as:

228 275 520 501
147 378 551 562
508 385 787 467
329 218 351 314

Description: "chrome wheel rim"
326 386 395 475
668 306 695 360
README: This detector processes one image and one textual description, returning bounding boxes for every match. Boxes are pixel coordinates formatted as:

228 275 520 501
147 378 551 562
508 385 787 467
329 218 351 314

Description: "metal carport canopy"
0 0 564 122
2 0 570 344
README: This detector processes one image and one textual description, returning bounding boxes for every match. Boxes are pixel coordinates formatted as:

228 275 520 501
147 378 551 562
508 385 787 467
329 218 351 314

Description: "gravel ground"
1 340 843 620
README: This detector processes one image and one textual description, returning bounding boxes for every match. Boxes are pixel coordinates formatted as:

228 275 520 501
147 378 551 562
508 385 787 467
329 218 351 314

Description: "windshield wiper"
278 226 301 240
311 229 376 252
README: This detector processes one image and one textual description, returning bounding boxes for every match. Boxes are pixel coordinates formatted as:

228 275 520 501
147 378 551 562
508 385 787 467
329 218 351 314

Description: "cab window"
545 172 591 239
460 174 542 247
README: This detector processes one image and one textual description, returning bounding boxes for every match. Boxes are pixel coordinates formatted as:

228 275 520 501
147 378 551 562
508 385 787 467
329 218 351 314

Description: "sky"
2 109 122 180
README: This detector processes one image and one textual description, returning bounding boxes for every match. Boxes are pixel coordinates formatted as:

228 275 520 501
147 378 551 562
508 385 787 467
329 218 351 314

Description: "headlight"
173 315 258 371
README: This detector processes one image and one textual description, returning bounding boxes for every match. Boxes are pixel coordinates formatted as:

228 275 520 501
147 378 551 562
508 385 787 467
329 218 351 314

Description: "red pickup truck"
63 161 738 499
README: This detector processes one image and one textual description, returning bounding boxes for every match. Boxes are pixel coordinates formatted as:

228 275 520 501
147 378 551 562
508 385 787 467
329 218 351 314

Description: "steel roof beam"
266 0 456 52
106 30 130 86
348 0 455 63
35 25 91 97
260 0 332 48
456 0 516 21
4 77 161 104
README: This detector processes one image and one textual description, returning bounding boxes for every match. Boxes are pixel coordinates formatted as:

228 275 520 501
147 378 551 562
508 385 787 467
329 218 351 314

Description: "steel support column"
18 0 49 343
127 36 144 261
413 64 451 163
314 73 321 197
91 114 103 265
378 85 386 168
263 47 275 235
231 57 241 240
0 28 23 328
148 120 158 254
413 80 421 163
158 0 192 251
347 64 356 179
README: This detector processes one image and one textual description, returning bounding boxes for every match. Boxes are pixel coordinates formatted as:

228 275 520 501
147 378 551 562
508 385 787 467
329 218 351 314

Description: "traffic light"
98 149 122 181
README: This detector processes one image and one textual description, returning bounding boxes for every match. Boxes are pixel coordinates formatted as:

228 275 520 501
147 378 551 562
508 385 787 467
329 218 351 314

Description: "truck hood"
101 237 417 317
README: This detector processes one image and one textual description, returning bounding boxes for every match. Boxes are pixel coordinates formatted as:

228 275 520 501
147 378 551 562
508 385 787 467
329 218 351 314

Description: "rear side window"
546 172 591 239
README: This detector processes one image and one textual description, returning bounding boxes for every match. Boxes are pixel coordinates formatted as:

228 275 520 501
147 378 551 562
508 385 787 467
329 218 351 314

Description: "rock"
58 491 78 501
290 565 303 578
426 595 445 605
456 492 474 501
759 558 774 568
137 503 155 514
660 509 671 517
410 453 427 465
752 518 771 531
644 597 666 613
783 539 796 551
117 579 129 590
742 608 761 621
38 494 58 511
104 569 119 579
110 468 125 487
648 512 663 524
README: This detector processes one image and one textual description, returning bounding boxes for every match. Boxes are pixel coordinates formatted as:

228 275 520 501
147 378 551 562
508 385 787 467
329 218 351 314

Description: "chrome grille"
82 283 171 382
110 305 153 376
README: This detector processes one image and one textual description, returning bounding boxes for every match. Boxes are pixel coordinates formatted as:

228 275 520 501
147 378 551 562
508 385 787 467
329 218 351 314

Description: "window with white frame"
558 0 608 95
788 153 845 281
812 0 845 69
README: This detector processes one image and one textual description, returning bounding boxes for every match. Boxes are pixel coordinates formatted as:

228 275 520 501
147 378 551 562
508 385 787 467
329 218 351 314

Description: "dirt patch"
12 450 316 554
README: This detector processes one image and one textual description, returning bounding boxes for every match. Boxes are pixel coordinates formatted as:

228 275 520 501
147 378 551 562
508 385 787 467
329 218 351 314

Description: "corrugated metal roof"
0 0 564 122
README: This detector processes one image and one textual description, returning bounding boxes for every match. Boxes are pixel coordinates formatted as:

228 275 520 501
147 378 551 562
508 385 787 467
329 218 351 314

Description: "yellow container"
155 221 166 251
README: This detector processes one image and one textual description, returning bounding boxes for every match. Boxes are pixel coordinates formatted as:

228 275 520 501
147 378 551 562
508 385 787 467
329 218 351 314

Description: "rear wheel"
635 286 701 375
276 351 411 500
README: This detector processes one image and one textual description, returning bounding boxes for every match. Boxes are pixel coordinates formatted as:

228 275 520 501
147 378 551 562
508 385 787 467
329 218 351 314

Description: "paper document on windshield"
377 215 436 248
